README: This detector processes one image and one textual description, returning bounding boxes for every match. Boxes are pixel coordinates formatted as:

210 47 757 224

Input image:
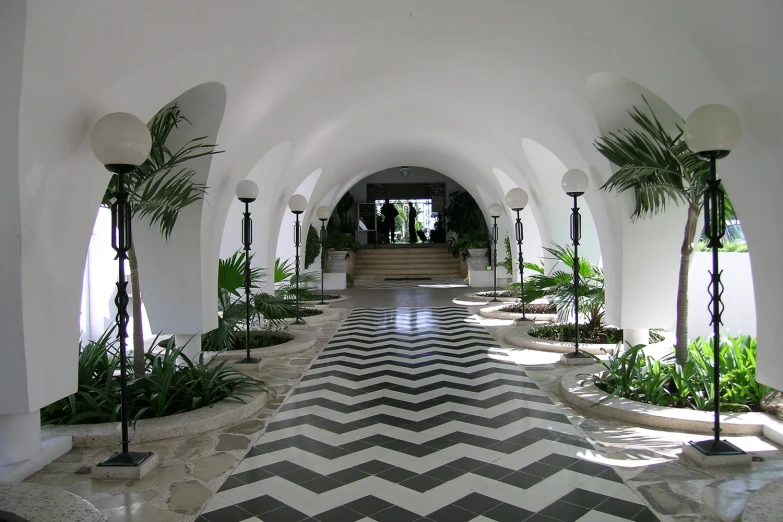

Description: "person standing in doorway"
408 201 418 243
380 199 398 244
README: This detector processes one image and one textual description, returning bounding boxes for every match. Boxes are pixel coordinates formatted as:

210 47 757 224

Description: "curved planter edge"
560 364 775 436
478 304 556 322
464 292 519 303
283 307 341 327
503 325 618 355
301 294 352 305
213 328 317 359
42 388 269 448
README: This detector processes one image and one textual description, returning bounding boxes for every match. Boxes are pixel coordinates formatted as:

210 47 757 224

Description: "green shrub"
500 302 557 314
587 334 770 412
42 333 272 426
304 225 321 269
695 240 748 253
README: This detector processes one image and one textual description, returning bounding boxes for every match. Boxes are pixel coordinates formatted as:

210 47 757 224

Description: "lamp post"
91 112 154 468
236 180 260 364
506 188 529 320
316 206 331 305
684 104 745 457
561 169 591 360
488 203 503 302
288 194 308 325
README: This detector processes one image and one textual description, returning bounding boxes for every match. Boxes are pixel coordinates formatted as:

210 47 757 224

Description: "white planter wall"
688 252 756 338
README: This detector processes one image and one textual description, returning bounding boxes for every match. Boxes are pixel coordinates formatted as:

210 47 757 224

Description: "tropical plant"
506 260 544 298
443 191 486 236
100 104 222 374
201 251 296 352
447 230 490 260
41 329 272 426
502 235 514 274
594 98 734 364
523 244 605 328
586 334 770 412
695 241 748 253
304 225 321 269
325 233 360 252
335 192 355 232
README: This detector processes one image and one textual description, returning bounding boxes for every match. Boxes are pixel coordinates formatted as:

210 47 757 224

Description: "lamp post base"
689 439 746 456
292 318 307 325
682 440 751 468
236 357 261 364
563 351 591 359
94 451 158 481
560 351 593 366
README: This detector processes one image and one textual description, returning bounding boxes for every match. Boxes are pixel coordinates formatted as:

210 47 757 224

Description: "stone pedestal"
559 353 595 365
92 452 159 480
681 441 752 468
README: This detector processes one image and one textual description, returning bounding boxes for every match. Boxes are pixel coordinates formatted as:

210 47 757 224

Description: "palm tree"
101 104 221 374
594 99 729 364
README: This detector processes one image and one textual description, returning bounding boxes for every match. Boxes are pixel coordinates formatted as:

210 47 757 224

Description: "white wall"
688 252 756 339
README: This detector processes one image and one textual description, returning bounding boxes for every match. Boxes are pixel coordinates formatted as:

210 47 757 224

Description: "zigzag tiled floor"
198 307 659 522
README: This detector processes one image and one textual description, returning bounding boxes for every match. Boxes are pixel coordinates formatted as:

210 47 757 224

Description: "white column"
175 334 202 361
623 328 649 350
0 412 41 467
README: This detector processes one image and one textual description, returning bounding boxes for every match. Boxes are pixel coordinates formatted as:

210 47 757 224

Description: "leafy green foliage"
335 192 355 232
695 241 748 253
500 302 557 314
587 335 770 412
502 236 514 274
447 230 490 260
325 233 360 252
41 333 272 426
102 104 221 239
530 323 625 344
305 225 322 269
523 244 605 328
443 191 486 236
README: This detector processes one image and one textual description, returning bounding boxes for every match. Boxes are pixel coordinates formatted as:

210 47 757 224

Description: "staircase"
353 245 463 283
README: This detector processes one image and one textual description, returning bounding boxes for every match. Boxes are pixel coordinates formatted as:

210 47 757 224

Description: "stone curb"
503 324 618 355
301 294 352 305
42 388 269 448
464 292 519 303
478 303 556 322
560 363 783 438
283 308 342 327
0 483 105 522
213 328 317 359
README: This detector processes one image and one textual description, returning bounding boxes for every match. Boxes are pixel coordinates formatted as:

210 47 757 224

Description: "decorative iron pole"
288 194 308 325
488 203 503 302
92 113 154 468
235 179 260 364
316 206 331 305
561 169 590 360
684 103 744 457
506 188 529 321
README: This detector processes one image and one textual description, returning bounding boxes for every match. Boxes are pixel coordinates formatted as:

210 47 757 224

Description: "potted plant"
324 233 360 276
461 231 491 272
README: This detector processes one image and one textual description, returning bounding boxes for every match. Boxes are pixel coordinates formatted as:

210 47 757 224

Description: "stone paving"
24 310 348 522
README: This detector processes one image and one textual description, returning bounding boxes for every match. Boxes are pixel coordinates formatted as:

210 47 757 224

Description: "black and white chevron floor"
198 307 659 522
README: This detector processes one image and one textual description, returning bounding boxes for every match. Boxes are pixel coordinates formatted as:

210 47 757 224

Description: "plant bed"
212 328 318 360
228 331 291 351
464 291 519 303
584 335 770 413
280 307 323 319
500 302 557 314
529 323 665 345
561 364 783 439
477 303 557 322
474 290 515 298
502 324 673 355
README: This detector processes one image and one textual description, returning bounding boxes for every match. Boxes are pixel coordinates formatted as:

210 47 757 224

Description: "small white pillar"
0 412 41 467
622 328 649 350
174 334 202 361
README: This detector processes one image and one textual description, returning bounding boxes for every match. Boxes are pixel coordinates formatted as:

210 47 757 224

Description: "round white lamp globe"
505 188 529 210
488 203 503 218
91 112 152 168
684 104 741 158
561 169 589 195
316 206 331 221
236 180 259 202
288 194 308 214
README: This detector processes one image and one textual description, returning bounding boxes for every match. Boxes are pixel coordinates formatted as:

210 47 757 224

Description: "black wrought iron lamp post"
488 203 503 302
236 180 260 364
561 169 591 360
506 188 530 320
91 112 154 468
685 104 745 457
288 194 308 325
316 206 331 305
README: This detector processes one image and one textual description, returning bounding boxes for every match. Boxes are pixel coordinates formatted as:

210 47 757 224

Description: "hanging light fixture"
400 166 410 178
